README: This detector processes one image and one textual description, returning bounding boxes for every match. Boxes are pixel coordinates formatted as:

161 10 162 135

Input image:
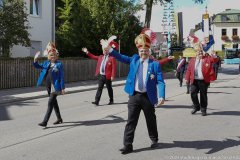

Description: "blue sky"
136 0 240 38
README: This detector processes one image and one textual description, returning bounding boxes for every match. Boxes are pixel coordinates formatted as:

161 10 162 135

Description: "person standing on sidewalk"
101 33 165 154
175 56 186 87
185 42 218 116
33 42 65 127
212 51 221 79
81 37 117 106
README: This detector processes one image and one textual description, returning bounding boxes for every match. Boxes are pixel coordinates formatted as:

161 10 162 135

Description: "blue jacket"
33 60 65 92
110 50 165 105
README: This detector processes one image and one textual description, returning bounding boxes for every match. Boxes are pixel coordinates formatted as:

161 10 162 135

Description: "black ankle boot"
53 119 63 125
38 122 47 127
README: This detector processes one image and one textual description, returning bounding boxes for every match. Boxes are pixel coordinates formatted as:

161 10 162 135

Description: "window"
222 44 225 51
233 43 238 48
222 29 227 36
30 0 40 16
233 28 238 36
221 15 228 22
238 15 240 21
30 41 42 57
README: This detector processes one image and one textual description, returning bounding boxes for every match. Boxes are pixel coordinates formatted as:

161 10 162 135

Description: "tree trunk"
144 0 153 28
1 42 10 57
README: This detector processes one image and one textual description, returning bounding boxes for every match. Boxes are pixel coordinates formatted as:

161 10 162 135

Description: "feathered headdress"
135 34 151 49
43 42 58 56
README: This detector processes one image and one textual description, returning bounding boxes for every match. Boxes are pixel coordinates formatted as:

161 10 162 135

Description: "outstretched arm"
110 49 132 64
156 63 165 107
33 51 43 69
82 47 99 61
158 56 174 65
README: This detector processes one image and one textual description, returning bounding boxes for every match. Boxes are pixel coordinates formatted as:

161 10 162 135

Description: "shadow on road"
159 105 192 109
46 115 126 129
210 86 240 89
133 137 240 154
207 91 232 94
0 100 37 121
210 111 240 116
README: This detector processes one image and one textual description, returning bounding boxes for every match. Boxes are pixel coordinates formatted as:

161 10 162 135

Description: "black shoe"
150 141 159 148
108 101 114 105
92 101 99 106
53 119 63 125
38 122 47 127
191 108 200 114
119 145 133 154
201 111 207 116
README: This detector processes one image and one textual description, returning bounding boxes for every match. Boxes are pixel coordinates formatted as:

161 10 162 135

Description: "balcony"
232 35 239 41
221 35 229 41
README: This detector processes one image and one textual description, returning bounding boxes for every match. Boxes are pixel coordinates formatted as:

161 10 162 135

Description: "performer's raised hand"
34 51 41 62
61 89 65 95
156 98 164 107
82 47 88 54
168 56 175 59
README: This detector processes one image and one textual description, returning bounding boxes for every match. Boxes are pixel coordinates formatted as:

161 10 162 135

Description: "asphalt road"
0 64 240 160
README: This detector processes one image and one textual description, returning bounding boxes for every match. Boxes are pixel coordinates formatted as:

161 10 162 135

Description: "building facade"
212 9 240 51
11 0 55 57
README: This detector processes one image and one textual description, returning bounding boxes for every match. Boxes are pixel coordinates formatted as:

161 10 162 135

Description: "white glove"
82 47 88 54
155 98 164 107
34 51 41 60
107 35 117 43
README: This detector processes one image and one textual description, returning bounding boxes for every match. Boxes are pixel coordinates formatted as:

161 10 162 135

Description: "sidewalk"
0 72 175 105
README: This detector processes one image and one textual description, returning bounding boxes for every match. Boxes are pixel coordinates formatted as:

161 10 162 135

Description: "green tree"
56 0 143 57
0 0 30 57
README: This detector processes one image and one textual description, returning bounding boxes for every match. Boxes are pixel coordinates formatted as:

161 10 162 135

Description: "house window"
238 15 240 21
221 15 228 22
30 0 40 16
30 41 42 57
222 44 225 51
222 29 227 36
233 43 238 48
233 28 238 36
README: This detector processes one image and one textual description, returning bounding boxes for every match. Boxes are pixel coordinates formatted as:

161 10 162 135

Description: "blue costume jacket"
110 50 165 105
33 60 65 92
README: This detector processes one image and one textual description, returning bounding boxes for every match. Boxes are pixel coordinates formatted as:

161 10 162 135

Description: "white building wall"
11 0 55 57
212 23 240 51
194 23 240 52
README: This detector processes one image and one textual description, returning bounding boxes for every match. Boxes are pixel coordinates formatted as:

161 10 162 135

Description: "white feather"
107 35 117 43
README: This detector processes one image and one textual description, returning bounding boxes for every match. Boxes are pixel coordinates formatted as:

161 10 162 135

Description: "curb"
0 83 126 105
0 72 175 105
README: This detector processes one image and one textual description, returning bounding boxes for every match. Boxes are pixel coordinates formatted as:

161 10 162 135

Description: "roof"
213 9 240 23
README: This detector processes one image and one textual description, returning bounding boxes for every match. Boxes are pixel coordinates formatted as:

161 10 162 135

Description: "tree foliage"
0 0 30 57
56 0 143 57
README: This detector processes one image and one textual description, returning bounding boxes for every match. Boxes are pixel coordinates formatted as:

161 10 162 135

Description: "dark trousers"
123 92 158 146
176 71 184 86
95 75 113 103
213 66 219 79
186 83 190 93
190 80 209 111
43 88 62 123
